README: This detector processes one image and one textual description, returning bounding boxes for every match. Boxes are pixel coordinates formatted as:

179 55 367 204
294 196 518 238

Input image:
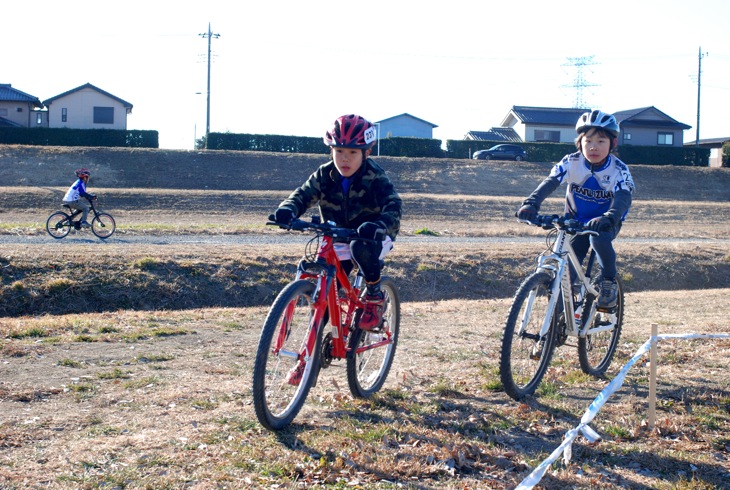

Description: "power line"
199 22 220 148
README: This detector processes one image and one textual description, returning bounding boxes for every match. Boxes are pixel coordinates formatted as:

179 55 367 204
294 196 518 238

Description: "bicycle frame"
527 221 614 342
64 199 102 222
277 229 392 371
501 214 625 400
254 217 401 429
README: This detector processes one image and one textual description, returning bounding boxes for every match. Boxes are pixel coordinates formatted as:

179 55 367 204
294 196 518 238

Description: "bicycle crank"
320 332 334 368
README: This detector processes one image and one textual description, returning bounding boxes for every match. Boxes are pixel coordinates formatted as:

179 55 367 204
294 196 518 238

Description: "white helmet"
576 110 619 137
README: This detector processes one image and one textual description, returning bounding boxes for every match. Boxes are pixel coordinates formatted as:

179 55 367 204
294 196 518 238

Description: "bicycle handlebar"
518 214 598 236
267 215 361 242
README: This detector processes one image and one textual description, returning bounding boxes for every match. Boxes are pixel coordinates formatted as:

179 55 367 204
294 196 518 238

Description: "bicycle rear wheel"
92 213 116 239
500 271 559 400
578 276 624 376
46 211 72 239
252 280 323 430
346 277 400 398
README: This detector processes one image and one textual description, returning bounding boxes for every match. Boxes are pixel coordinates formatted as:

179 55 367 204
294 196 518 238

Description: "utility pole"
695 46 707 147
199 22 220 148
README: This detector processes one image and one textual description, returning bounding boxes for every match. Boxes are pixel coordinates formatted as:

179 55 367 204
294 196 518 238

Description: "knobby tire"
500 271 559 400
578 276 624 376
92 212 116 239
252 280 323 430
346 276 400 398
46 211 72 239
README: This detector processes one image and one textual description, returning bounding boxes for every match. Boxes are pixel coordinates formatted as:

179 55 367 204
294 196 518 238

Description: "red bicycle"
252 215 401 430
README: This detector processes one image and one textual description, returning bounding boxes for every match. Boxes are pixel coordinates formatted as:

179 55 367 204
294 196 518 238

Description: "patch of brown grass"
0 292 728 488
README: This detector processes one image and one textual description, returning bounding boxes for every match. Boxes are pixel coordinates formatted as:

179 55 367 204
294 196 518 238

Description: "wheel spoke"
346 277 400 398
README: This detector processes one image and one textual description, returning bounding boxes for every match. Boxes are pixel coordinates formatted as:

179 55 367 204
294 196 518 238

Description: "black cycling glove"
274 207 295 225
357 221 386 241
516 204 538 222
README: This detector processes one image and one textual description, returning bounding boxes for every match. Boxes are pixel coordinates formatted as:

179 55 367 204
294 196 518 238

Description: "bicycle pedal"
596 306 617 314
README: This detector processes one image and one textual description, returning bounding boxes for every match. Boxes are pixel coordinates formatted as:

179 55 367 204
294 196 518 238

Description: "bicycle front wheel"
347 277 400 398
578 277 624 376
46 211 72 239
91 213 116 239
252 280 323 430
500 271 559 400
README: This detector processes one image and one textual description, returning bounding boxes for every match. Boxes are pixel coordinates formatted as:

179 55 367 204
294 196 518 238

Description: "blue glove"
357 221 386 241
585 215 612 232
274 207 295 225
516 204 538 223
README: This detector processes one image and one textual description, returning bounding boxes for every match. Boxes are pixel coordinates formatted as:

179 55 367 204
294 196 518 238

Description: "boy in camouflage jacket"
274 114 402 330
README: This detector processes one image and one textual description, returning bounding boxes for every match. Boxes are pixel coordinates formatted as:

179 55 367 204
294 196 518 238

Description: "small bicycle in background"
45 197 116 240
499 214 624 401
252 215 401 431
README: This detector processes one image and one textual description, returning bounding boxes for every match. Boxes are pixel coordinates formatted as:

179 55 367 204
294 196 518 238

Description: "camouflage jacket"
278 158 402 240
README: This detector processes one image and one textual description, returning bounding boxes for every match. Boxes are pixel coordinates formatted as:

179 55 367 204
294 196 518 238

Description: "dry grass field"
0 145 729 489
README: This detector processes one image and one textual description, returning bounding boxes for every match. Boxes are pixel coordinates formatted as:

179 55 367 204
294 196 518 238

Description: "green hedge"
377 137 443 157
723 142 730 167
615 145 709 166
0 127 158 148
446 139 575 162
446 139 710 166
208 132 444 158
446 140 497 159
207 132 327 154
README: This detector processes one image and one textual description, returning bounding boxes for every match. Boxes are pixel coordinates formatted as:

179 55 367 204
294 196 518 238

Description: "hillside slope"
2 144 729 201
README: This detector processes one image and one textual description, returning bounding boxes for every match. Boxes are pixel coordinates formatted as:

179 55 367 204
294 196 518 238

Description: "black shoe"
597 278 618 310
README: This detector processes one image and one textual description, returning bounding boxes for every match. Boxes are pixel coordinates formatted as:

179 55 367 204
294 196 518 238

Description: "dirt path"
0 289 728 488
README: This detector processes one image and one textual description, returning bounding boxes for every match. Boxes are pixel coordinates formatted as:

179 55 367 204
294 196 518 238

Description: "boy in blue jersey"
62 168 96 227
517 110 635 310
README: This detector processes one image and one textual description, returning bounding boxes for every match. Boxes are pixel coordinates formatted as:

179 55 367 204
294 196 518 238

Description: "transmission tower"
562 56 599 108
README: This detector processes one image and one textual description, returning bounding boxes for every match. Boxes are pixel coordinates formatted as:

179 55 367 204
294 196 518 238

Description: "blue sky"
4 0 729 149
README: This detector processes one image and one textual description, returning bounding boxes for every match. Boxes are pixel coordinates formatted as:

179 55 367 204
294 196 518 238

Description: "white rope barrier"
515 331 730 490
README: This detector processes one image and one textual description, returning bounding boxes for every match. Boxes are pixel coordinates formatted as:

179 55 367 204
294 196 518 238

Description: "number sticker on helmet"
364 126 376 144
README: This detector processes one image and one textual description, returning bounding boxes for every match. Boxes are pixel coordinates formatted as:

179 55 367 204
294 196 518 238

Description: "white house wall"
527 126 572 143
48 87 127 130
379 118 434 139
0 101 35 127
621 128 683 147
513 123 526 141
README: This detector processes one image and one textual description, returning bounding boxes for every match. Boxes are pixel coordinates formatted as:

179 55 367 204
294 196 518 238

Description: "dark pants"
570 222 622 280
348 239 384 284
65 199 90 222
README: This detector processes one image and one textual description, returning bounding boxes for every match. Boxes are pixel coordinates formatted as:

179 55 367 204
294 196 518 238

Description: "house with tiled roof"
613 106 691 147
684 136 730 167
375 113 438 139
43 83 133 130
0 84 44 127
500 106 590 143
492 105 692 147
464 127 522 142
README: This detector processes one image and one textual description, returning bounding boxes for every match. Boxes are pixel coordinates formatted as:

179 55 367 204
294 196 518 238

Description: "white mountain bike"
499 214 624 401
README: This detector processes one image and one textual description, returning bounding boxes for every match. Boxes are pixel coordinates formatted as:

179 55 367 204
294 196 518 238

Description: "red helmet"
323 114 377 149
75 168 91 178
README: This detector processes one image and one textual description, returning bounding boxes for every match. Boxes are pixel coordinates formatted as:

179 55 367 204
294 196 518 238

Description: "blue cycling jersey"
548 152 635 223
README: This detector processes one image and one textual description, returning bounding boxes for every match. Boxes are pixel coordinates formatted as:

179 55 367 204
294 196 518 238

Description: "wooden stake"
648 323 658 429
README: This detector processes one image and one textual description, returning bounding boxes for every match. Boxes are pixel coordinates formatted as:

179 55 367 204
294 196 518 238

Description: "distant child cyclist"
517 109 635 310
62 168 96 227
273 114 402 331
